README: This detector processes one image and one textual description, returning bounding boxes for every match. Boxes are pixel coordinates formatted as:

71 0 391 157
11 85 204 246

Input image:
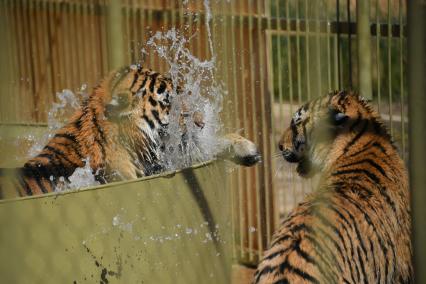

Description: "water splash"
27 89 99 192
22 0 225 189
28 89 83 157
145 20 224 171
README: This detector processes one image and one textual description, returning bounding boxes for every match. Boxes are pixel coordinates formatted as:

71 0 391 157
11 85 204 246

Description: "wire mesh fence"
268 0 407 226
0 0 409 276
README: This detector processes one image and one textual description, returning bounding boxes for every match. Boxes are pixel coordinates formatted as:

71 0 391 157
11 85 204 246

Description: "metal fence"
0 0 409 274
268 0 408 236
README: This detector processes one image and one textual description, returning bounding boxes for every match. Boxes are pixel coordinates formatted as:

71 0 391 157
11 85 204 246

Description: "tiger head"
278 91 382 178
103 66 173 138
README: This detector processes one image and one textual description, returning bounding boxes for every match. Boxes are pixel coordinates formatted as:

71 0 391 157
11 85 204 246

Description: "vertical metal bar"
399 0 405 161
247 0 259 262
287 0 298 208
357 0 372 99
29 0 41 121
68 0 76 85
256 1 266 255
286 0 293 107
305 0 311 100
326 0 332 91
333 1 339 90
221 0 229 111
99 0 110 74
161 1 169 73
56 1 67 88
89 1 100 79
138 1 145 64
275 0 284 118
407 0 426 283
376 0 381 111
9 0 20 121
336 0 341 88
4 0 18 122
238 1 248 262
0 0 8 122
131 0 137 62
178 0 183 30
196 1 202 60
229 0 240 261
296 1 302 102
81 1 92 82
123 0 131 64
265 0 275 244
16 0 23 121
147 0 153 68
296 0 306 198
316 0 322 94
346 0 352 88
274 0 285 219
204 1 211 61
387 0 393 137
70 2 82 86
37 0 52 118
25 0 36 120
106 0 124 70
171 0 176 31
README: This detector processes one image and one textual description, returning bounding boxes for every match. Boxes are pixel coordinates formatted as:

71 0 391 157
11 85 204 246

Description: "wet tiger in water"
254 91 412 283
0 65 260 198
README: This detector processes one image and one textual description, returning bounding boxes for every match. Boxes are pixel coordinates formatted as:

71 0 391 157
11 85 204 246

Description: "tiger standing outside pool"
254 91 412 283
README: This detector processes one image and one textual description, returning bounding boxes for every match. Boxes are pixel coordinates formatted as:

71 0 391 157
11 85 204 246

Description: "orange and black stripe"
0 65 175 198
255 91 412 283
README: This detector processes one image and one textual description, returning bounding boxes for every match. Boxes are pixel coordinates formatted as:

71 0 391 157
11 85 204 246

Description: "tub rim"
0 160 215 204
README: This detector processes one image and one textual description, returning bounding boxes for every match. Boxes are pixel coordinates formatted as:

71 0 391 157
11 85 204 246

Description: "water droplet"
112 215 120 226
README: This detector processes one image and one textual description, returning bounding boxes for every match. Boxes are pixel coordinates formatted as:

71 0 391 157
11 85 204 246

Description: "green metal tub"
0 124 232 283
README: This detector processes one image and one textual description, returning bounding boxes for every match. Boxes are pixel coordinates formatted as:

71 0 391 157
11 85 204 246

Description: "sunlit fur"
4 66 173 197
254 91 412 283
1 66 261 199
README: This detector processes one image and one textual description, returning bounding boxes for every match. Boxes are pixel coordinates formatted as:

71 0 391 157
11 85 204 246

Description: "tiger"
254 91 412 283
0 65 260 199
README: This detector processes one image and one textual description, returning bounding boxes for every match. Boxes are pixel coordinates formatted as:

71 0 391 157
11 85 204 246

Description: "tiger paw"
217 133 261 167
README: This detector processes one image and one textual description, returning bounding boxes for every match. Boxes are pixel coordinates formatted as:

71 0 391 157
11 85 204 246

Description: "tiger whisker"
273 160 285 179
272 152 283 158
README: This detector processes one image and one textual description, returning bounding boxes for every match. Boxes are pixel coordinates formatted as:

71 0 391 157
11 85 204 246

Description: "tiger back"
254 91 412 283
1 66 174 198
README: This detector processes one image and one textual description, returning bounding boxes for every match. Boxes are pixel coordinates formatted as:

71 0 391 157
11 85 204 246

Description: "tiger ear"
105 92 131 119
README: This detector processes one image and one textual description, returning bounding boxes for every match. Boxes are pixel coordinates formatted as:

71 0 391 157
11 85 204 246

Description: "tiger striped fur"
2 65 260 198
254 91 412 283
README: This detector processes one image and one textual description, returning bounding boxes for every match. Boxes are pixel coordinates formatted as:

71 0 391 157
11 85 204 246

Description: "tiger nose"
278 143 284 151
282 149 299 163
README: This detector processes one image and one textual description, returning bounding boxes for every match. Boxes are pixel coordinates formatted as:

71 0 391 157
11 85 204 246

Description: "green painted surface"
0 123 48 167
0 123 232 283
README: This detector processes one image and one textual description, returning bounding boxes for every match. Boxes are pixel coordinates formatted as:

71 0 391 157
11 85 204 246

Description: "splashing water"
22 0 225 190
146 25 224 170
28 89 83 157
27 89 100 191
